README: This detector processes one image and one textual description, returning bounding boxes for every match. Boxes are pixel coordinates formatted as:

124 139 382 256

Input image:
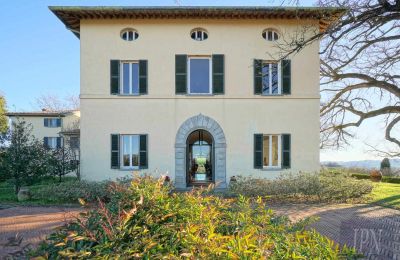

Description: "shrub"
31 180 111 203
229 172 373 202
381 176 400 184
32 176 359 259
370 170 382 182
351 173 370 180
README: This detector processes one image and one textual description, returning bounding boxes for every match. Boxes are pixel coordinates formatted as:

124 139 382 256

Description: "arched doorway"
186 130 214 186
175 114 226 189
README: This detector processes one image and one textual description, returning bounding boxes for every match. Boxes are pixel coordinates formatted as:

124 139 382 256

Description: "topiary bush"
229 172 373 202
32 176 359 259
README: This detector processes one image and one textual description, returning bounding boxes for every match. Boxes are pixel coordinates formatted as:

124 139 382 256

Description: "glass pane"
268 31 272 41
131 135 139 167
263 136 270 166
128 31 133 41
189 58 210 94
272 135 279 166
131 63 139 94
262 63 270 94
122 63 130 94
271 63 279 94
122 135 130 167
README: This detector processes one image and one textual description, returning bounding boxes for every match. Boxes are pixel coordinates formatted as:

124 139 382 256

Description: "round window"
190 28 208 41
262 29 279 41
121 29 139 41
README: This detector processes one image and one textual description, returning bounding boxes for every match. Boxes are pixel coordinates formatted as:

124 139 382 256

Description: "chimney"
42 108 47 112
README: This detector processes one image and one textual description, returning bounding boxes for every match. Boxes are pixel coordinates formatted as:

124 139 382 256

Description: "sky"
0 0 394 161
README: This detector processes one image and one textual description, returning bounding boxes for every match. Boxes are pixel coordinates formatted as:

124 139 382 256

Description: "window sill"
186 93 214 96
116 94 145 96
261 167 282 171
119 167 140 171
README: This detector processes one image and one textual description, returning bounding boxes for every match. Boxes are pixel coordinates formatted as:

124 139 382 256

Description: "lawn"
0 177 79 205
368 182 400 210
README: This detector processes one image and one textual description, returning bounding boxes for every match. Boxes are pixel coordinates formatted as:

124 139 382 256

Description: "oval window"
121 29 139 41
262 29 279 41
190 28 208 41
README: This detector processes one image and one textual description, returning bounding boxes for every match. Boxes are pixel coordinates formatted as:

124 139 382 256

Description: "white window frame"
47 137 58 149
120 61 140 95
120 134 140 169
263 29 279 41
263 134 281 169
262 61 281 95
187 56 212 95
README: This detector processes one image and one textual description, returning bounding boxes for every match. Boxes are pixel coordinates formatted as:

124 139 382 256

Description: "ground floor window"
121 135 140 168
44 137 62 149
263 134 281 168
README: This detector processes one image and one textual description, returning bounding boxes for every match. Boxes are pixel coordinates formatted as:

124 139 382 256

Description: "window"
69 136 79 149
262 62 280 95
188 57 211 94
121 135 140 168
44 137 62 149
263 134 281 168
121 29 139 41
121 61 139 95
44 118 61 128
262 29 279 41
191 29 208 41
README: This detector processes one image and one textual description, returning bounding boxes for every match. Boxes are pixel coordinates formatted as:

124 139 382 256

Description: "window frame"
120 60 140 95
44 118 61 128
120 29 139 41
263 134 282 169
187 56 212 95
262 29 279 42
261 61 281 96
120 134 140 169
46 137 58 149
191 29 208 41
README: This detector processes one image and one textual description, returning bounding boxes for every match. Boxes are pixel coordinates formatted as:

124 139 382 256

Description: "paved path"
270 203 400 260
0 206 81 259
0 204 399 259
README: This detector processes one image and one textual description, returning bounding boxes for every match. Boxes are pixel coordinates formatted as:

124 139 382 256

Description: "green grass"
0 177 79 206
368 182 400 210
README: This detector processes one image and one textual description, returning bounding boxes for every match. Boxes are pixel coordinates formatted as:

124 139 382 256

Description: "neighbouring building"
6 110 80 151
50 6 344 188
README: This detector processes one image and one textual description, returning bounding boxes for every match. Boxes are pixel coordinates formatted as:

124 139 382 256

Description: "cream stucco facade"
77 17 321 186
7 111 80 147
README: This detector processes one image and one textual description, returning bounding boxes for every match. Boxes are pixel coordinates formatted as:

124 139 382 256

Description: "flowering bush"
32 176 359 259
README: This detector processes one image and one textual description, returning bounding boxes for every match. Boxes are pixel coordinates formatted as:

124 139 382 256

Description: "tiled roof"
49 6 346 37
6 110 78 117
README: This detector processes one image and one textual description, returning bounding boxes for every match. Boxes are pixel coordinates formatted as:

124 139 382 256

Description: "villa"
47 6 343 189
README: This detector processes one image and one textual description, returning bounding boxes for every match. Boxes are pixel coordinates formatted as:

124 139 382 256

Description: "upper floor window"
191 28 208 41
188 57 211 94
44 118 61 128
262 29 279 41
121 29 139 41
121 61 139 95
262 62 280 95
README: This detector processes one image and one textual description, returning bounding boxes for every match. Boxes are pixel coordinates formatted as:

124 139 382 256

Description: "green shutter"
139 60 148 94
44 118 48 127
254 134 263 169
110 60 120 95
43 137 49 148
111 134 120 169
56 137 62 149
175 55 187 94
57 118 62 127
212 54 224 94
281 60 291 95
139 135 148 169
254 59 262 95
282 134 291 169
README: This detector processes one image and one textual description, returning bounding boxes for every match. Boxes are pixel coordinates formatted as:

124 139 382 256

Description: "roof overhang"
6 110 78 117
49 6 347 38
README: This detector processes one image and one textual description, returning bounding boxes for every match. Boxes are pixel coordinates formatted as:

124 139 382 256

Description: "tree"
380 157 392 176
0 96 7 135
278 0 400 155
35 94 79 111
0 120 49 193
47 146 79 182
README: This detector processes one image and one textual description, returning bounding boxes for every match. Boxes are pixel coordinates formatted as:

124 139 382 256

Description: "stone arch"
175 114 226 189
